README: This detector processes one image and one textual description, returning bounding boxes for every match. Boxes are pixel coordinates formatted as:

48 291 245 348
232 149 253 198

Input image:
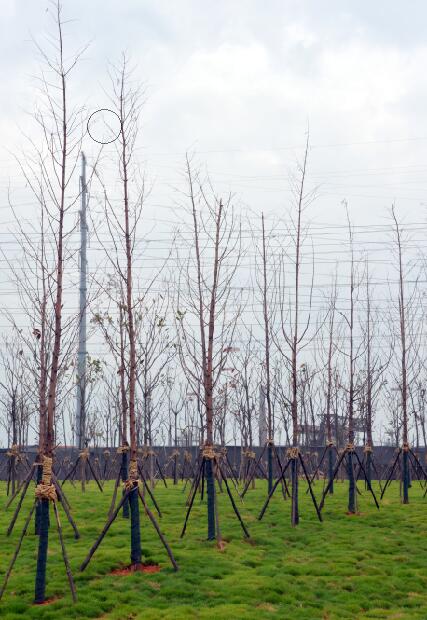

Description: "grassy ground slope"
0 479 426 619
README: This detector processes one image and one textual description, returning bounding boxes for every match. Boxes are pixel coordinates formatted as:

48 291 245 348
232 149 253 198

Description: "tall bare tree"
360 261 390 486
381 206 425 503
175 158 245 543
81 56 177 574
0 337 31 493
273 137 320 526
0 2 86 604
253 213 277 491
318 274 339 492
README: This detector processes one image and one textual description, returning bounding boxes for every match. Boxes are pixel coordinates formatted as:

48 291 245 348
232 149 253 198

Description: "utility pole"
76 152 87 449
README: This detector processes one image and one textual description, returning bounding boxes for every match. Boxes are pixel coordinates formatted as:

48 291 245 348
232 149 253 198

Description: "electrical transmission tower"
76 152 88 449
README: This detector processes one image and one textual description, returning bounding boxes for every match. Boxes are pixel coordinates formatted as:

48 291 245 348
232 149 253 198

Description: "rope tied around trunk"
326 440 334 447
346 443 355 452
243 449 256 459
364 445 373 453
123 458 137 488
35 484 57 501
171 450 180 458
123 458 139 491
35 456 57 501
286 447 299 459
129 459 138 479
103 450 110 457
6 444 20 457
79 449 89 460
267 438 274 446
42 456 53 483
123 479 137 491
140 446 156 458
202 445 216 460
402 442 410 452
184 450 192 462
117 445 130 454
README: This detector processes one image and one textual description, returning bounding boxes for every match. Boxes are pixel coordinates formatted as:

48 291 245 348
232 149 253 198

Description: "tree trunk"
121 451 129 518
205 458 216 540
347 451 356 513
34 499 49 603
129 487 142 564
291 456 299 527
402 448 409 504
328 446 334 495
365 449 372 488
267 443 273 494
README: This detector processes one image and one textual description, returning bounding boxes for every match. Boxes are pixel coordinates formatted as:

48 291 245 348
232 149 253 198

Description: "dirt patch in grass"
109 563 160 576
256 602 277 612
147 580 161 590
33 596 60 606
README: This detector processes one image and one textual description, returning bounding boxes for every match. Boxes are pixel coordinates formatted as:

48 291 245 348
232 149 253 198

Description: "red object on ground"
110 563 160 576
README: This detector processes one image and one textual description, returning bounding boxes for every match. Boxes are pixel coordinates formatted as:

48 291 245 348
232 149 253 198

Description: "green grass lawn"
0 478 426 619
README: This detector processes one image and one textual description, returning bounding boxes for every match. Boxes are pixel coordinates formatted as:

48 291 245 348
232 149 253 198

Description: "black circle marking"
87 108 121 144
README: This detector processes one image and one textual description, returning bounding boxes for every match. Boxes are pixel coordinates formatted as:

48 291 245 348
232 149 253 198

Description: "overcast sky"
2 0 427 225
2 2 427 315
1 1 426 306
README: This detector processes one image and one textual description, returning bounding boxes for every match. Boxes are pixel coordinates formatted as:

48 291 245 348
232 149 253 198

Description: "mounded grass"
0 478 426 619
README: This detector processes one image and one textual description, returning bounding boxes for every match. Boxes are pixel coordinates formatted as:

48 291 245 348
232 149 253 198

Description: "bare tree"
92 286 134 516
325 206 367 514
315 274 339 493
272 136 320 526
90 56 144 563
0 2 87 604
359 261 390 486
234 329 258 451
175 157 246 543
80 56 177 574
319 206 381 515
135 292 175 448
253 213 277 491
382 207 425 503
0 337 32 493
